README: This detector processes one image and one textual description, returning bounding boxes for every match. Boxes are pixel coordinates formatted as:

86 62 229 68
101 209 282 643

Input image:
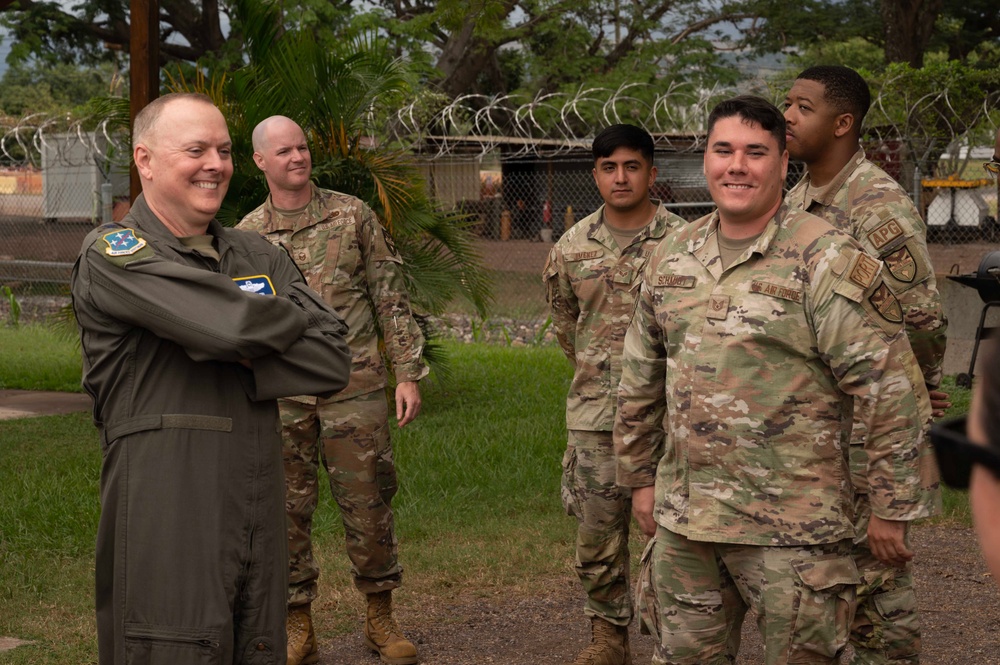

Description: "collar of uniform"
690 204 786 263
800 147 866 207
127 193 229 257
587 200 673 249
587 204 618 250
261 181 322 233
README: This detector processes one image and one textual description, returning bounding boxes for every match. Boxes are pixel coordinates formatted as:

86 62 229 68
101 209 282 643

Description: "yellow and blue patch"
233 274 275 296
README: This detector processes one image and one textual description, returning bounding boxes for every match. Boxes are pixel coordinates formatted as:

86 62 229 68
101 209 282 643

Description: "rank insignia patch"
884 247 916 283
233 275 276 296
869 280 903 323
102 229 147 256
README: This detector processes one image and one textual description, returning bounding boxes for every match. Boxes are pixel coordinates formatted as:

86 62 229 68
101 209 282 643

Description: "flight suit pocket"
124 623 221 665
787 555 859 663
242 636 277 665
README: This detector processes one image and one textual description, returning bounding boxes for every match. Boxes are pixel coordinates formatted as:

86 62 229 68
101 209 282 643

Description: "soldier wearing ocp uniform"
239 116 427 665
784 65 947 665
616 96 939 665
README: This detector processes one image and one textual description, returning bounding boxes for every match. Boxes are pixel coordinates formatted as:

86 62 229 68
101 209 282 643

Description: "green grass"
0 336 978 660
0 342 576 661
0 324 82 392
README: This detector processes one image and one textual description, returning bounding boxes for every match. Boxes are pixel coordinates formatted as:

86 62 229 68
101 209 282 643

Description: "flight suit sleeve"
76 232 310 363
614 277 667 489
243 243 352 401
543 244 579 362
358 205 428 384
812 246 939 522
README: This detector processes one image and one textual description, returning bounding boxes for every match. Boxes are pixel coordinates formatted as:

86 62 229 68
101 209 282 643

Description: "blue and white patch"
233 274 276 296
102 229 147 256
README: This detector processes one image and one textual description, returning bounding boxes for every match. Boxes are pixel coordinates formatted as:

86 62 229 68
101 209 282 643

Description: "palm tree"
182 0 491 329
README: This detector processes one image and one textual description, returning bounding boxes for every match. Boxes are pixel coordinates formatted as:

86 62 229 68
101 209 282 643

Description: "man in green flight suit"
72 93 352 665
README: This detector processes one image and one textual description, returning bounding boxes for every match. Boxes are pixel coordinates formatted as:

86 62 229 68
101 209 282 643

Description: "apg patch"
866 219 904 250
102 228 147 256
869 280 903 323
233 274 276 296
883 246 916 283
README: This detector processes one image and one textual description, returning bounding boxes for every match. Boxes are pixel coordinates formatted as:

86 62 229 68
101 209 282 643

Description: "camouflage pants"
848 493 920 665
280 391 401 607
639 525 858 665
561 430 632 625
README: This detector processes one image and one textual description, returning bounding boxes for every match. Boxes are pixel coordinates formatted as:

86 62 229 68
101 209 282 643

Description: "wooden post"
130 0 159 202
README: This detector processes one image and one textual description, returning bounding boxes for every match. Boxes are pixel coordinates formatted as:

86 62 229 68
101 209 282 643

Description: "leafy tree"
0 61 121 116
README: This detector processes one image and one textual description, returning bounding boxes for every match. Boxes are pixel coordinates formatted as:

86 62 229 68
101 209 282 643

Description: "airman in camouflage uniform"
238 116 427 665
615 97 939 665
784 65 947 665
545 124 685 665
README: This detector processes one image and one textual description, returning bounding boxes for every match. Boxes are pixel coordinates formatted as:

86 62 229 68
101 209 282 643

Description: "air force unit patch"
103 229 147 256
233 275 276 296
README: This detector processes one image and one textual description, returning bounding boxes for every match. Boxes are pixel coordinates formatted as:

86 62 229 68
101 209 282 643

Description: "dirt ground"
318 523 1000 665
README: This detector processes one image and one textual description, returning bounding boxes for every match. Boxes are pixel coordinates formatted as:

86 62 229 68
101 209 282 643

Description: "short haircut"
707 95 787 153
133 92 217 150
796 65 871 129
592 124 655 163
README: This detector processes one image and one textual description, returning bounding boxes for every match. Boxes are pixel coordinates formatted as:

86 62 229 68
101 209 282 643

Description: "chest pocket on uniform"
319 219 359 286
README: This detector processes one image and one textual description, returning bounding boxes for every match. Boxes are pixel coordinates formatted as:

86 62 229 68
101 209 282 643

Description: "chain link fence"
1 87 997 331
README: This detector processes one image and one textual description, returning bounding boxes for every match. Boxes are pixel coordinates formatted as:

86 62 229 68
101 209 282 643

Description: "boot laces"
370 594 403 637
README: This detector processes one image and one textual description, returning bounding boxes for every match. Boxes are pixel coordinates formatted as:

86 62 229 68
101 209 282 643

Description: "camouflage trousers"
848 493 920 665
280 390 402 607
561 429 632 625
637 525 858 664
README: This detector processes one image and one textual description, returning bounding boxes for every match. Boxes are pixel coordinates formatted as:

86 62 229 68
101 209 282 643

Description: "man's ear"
134 145 153 180
834 113 856 139
252 151 266 171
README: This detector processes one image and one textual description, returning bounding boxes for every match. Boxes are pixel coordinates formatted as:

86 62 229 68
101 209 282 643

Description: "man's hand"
631 485 657 538
928 389 951 419
395 381 422 427
867 515 913 567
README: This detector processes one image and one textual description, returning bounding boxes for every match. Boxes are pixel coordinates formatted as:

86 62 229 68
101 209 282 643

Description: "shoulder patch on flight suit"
99 228 155 268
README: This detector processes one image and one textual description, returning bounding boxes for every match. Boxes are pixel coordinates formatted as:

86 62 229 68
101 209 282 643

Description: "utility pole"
130 0 159 201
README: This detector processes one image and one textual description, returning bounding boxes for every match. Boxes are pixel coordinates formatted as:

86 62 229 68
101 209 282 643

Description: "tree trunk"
882 0 943 67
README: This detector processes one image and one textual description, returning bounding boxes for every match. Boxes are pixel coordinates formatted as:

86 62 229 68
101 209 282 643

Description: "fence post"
912 165 922 219
102 182 114 223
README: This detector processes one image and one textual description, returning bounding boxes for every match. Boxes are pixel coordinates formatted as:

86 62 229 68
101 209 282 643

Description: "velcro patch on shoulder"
99 228 154 268
883 246 917 283
868 280 903 324
865 218 906 251
102 228 146 256
652 274 696 288
848 253 880 290
233 275 276 296
566 249 603 262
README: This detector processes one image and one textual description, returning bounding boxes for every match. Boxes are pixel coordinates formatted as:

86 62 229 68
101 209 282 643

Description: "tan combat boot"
286 605 318 665
571 617 632 665
364 590 418 664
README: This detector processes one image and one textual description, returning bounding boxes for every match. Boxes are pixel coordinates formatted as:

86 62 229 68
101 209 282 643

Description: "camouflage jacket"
614 204 939 546
238 184 427 403
786 149 947 389
543 202 685 432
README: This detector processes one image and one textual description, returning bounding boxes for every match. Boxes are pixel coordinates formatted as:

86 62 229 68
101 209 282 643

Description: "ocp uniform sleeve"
810 243 939 522
614 277 667 489
543 244 579 362
357 204 428 384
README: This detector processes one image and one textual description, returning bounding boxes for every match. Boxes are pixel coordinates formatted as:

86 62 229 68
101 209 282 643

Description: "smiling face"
592 146 657 218
253 117 313 195
783 78 845 165
704 114 788 235
134 97 233 233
